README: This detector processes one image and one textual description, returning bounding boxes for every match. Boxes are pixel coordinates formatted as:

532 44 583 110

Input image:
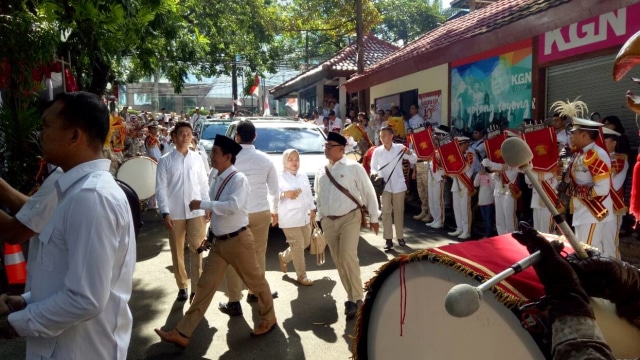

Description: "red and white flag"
263 96 270 116
249 75 260 97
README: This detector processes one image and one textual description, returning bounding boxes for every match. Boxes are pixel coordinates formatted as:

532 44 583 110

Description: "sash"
610 153 628 214
540 177 563 213
457 172 477 195
500 169 521 199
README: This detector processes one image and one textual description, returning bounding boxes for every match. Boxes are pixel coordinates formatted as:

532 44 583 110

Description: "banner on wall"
539 3 640 64
450 46 532 133
418 90 442 126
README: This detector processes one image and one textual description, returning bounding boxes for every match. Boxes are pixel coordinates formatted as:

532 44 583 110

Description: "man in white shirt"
156 121 210 303
219 120 279 316
315 132 380 319
328 110 343 132
371 126 417 250
406 104 424 132
190 107 202 126
0 92 136 359
154 135 277 348
551 111 570 150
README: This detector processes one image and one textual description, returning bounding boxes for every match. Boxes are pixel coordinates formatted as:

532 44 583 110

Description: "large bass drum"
116 156 158 200
353 235 640 360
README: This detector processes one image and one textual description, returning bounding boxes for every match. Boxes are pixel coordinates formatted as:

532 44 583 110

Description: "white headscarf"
282 148 300 175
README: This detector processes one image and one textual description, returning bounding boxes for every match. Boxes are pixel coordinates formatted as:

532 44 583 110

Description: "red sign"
438 141 465 175
539 3 640 63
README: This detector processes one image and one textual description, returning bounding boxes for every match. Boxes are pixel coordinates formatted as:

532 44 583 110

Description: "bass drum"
353 236 640 360
116 156 158 200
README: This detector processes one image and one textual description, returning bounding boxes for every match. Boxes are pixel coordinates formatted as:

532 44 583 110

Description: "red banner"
409 128 435 160
523 128 558 172
484 133 506 163
438 140 465 175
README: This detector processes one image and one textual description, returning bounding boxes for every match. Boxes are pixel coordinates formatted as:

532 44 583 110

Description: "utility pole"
231 59 238 113
356 0 366 114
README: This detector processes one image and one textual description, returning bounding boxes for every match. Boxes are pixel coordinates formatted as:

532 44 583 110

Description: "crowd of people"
0 90 637 359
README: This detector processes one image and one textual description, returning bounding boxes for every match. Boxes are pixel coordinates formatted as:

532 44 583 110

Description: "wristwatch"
162 213 170 219
280 191 286 199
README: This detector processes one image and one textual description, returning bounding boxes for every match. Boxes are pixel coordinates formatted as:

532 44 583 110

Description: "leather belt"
326 208 358 221
214 226 247 241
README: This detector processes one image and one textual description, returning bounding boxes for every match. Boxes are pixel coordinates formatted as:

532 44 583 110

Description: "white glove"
481 158 492 168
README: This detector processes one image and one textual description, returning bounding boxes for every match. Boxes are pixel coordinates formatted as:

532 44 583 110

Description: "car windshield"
254 127 326 154
202 123 229 140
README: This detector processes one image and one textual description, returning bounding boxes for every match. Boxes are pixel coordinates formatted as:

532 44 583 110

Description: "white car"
225 118 328 192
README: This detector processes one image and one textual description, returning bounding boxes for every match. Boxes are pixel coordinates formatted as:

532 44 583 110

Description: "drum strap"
214 171 238 200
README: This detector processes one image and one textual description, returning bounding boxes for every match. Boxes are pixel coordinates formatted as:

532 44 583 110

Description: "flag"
522 127 558 171
484 133 506 164
250 75 260 97
263 95 271 116
409 128 435 160
438 141 465 175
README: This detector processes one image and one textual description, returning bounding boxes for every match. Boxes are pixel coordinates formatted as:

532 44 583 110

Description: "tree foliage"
373 0 446 44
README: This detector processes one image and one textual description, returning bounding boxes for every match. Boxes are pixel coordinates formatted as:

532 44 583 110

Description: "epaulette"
582 148 598 166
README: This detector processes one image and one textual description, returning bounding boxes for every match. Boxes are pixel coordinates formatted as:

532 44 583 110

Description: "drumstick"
500 137 588 260
444 251 541 318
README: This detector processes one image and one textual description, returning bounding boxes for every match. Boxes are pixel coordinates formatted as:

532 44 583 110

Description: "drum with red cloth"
352 235 640 359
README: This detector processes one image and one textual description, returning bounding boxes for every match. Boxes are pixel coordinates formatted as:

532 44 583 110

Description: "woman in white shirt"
277 149 316 286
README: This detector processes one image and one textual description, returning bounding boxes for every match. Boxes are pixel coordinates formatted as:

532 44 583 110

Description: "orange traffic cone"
4 243 27 285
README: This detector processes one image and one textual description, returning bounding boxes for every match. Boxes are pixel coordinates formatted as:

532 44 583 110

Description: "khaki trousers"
176 229 275 337
321 209 363 302
381 191 406 240
282 224 312 278
225 210 271 301
168 217 206 290
415 162 430 215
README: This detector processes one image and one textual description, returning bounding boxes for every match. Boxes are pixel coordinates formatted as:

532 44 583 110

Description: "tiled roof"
326 33 400 72
270 34 398 98
346 0 572 88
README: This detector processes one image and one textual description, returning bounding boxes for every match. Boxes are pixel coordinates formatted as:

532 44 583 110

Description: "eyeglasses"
324 142 342 149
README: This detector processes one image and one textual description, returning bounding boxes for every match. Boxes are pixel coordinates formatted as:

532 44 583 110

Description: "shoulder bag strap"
324 166 363 209
383 150 405 184
214 171 238 200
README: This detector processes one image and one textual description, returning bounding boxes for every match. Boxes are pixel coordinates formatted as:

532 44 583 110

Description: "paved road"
0 207 456 360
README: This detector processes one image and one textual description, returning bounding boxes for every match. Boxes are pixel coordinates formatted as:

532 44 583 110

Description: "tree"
373 0 445 44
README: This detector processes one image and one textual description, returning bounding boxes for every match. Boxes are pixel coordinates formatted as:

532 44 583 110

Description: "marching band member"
448 136 477 240
425 126 449 229
565 118 618 258
481 129 521 235
145 121 162 162
526 170 558 234
603 127 629 245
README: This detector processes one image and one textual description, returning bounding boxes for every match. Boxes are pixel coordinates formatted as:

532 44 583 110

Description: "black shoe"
383 239 393 251
189 292 196 304
247 291 278 303
176 288 188 302
398 238 406 246
218 301 243 316
345 301 357 319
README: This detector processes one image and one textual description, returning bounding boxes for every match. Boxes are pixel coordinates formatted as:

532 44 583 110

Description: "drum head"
116 156 157 200
356 258 545 360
